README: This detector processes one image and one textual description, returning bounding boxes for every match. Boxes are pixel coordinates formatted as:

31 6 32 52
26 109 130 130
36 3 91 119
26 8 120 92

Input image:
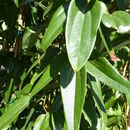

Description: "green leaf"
22 27 39 53
83 98 98 129
52 112 64 130
89 76 107 129
60 61 86 130
102 11 130 34
20 83 33 95
4 78 14 103
41 3 69 51
30 48 59 85
50 95 62 112
105 92 121 110
127 94 130 105
0 95 31 130
86 51 130 94
13 0 18 8
33 113 51 130
30 53 67 97
107 116 118 127
66 0 102 71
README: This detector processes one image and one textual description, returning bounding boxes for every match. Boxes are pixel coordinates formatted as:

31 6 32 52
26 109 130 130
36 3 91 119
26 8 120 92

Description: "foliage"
0 0 130 129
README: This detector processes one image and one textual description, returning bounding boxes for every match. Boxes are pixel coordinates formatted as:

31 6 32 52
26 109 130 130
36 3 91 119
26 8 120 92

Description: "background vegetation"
0 0 130 129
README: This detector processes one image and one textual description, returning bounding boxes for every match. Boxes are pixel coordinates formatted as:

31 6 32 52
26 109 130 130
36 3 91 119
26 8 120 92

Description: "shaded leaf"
22 27 39 53
83 98 98 129
60 61 86 130
52 112 64 130
30 53 67 97
89 76 107 129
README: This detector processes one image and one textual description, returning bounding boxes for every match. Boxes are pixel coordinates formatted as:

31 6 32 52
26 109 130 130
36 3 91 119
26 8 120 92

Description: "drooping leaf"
0 95 31 130
60 61 86 130
66 0 103 71
86 51 130 94
41 3 69 51
102 11 130 34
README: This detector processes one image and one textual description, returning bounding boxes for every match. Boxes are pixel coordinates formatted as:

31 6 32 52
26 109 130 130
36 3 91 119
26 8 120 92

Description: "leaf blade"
0 95 31 130
60 61 86 130
66 0 102 71
86 52 130 94
41 3 68 51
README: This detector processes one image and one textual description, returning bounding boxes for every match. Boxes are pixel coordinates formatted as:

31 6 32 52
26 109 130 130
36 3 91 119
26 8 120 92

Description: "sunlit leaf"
66 0 102 71
41 3 69 51
0 96 31 130
86 51 130 94
102 11 130 34
60 61 86 130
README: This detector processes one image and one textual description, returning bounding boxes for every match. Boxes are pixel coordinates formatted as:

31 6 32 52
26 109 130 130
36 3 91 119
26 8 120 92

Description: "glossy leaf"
60 61 86 130
33 113 51 130
0 95 31 130
22 27 39 53
86 52 130 94
102 11 130 34
66 0 102 71
41 3 69 51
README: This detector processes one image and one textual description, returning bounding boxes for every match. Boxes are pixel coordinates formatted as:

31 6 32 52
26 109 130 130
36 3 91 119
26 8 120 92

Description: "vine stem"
99 26 110 54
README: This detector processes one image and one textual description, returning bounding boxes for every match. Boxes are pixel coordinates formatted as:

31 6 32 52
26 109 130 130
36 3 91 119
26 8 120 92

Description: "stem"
22 108 35 130
99 26 110 54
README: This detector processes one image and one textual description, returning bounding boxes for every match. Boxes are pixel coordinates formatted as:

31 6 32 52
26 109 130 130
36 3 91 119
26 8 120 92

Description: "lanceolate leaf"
41 3 69 51
89 76 107 129
0 95 31 130
66 0 102 71
30 53 66 97
60 61 86 130
86 52 130 94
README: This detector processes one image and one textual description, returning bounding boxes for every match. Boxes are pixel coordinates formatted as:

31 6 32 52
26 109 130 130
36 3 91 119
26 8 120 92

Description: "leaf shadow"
60 60 74 89
75 0 96 14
